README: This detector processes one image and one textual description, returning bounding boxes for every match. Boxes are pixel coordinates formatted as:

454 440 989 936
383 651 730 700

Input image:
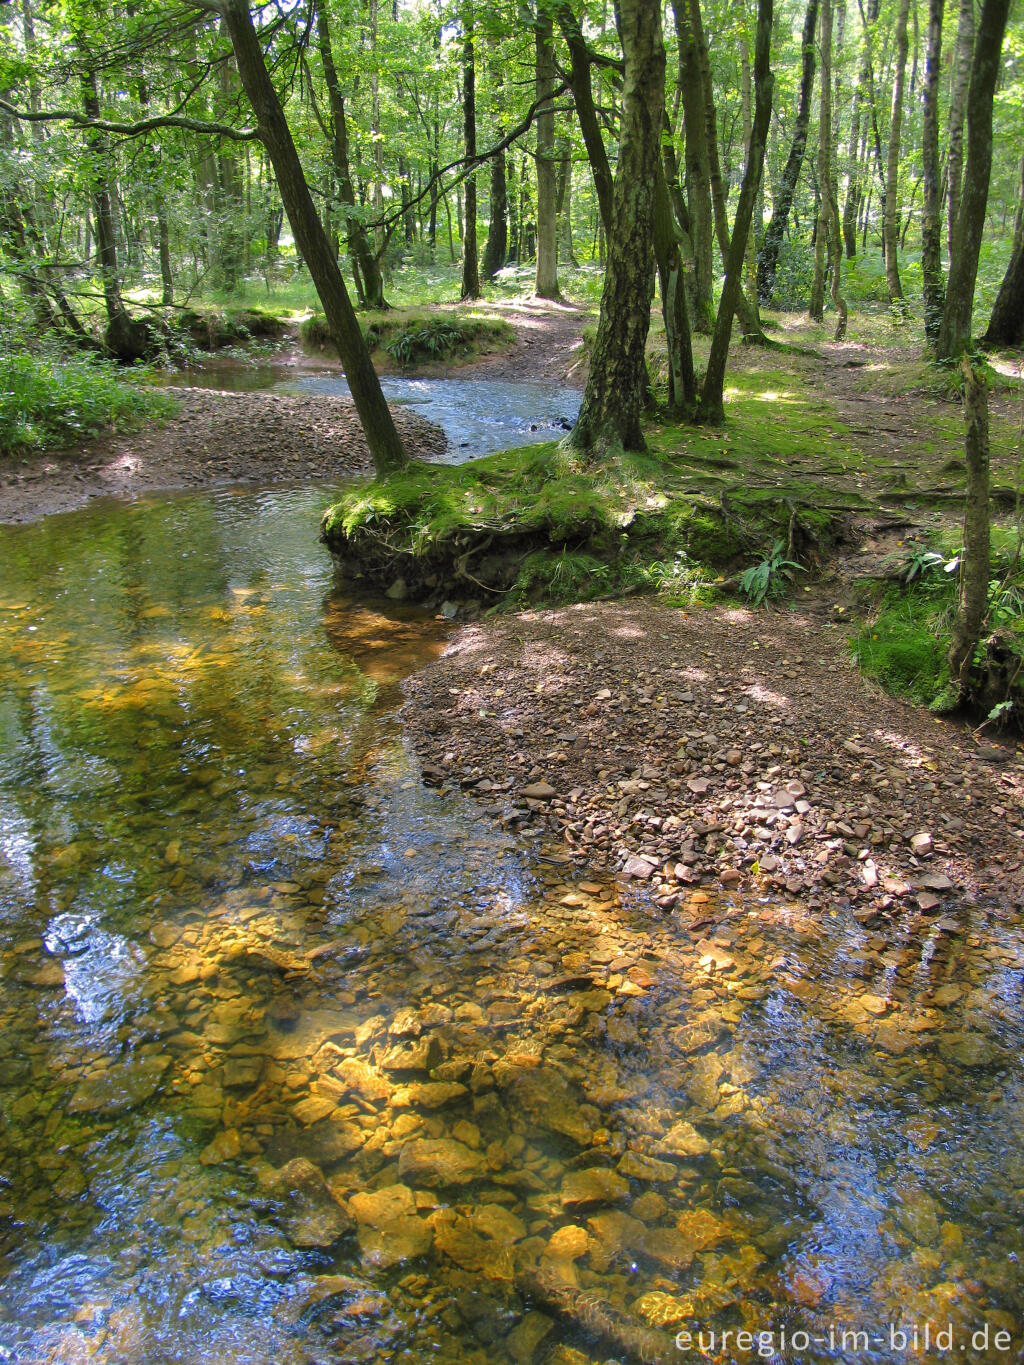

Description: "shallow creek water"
0 487 1023 1365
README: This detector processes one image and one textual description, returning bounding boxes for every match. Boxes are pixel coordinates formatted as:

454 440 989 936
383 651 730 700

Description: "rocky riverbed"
401 598 1024 919
1 489 1023 1364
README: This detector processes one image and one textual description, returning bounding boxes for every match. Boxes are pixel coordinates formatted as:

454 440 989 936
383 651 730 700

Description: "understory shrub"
0 351 174 458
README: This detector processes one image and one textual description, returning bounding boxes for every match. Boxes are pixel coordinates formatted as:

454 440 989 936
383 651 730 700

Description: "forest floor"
394 302 1024 917
3 300 1022 917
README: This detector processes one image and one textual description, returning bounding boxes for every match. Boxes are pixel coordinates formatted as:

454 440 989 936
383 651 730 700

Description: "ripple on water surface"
0 486 1022 1365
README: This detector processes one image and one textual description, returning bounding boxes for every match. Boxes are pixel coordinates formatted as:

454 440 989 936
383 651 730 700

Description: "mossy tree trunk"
921 0 945 344
936 0 1012 361
460 5 481 300
563 0 665 458
696 0 773 425
534 4 560 299
220 0 408 475
948 355 991 692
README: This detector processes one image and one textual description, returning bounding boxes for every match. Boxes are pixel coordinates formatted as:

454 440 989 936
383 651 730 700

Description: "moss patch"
321 441 843 610
300 307 515 368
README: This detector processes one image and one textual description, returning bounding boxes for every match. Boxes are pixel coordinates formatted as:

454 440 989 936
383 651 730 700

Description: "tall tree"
981 155 1024 349
481 48 508 281
697 0 773 423
217 0 408 474
883 0 911 310
564 0 664 455
317 4 385 309
534 2 559 298
756 0 819 304
936 0 1012 360
811 0 846 335
673 0 715 332
920 0 945 343
946 0 975 260
460 4 480 299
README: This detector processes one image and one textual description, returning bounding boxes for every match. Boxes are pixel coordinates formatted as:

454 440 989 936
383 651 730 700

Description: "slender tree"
697 0 773 423
534 2 560 298
217 0 408 474
564 0 665 455
460 4 480 299
921 0 945 343
946 0 975 260
936 0 1012 360
756 0 818 304
883 0 911 310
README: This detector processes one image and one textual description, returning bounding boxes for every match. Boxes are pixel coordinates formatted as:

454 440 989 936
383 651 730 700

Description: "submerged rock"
67 1054 170 1115
261 1157 353 1248
397 1138 487 1187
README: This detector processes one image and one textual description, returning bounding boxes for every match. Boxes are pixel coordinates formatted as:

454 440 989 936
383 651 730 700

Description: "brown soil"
402 597 1024 916
0 386 446 526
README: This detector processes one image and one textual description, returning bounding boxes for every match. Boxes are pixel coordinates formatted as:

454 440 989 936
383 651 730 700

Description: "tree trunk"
654 160 696 411
534 5 560 298
756 0 819 304
948 355 991 692
697 0 772 424
556 141 578 265
740 42 762 322
220 0 407 474
883 0 910 308
946 0 975 261
981 156 1024 348
936 0 1012 361
811 0 846 335
318 7 385 309
557 0 614 233
482 52 509 280
673 0 715 332
689 0 763 339
810 0 831 321
921 0 945 342
564 0 665 456
842 91 863 258
461 8 481 299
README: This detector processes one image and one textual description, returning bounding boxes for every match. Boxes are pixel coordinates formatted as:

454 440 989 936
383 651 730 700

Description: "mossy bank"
320 441 843 611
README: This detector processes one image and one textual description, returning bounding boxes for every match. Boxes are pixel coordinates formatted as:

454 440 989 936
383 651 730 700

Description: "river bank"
401 597 1024 920
0 386 447 525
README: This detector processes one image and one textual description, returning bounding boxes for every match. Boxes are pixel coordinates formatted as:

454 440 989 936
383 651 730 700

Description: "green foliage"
738 538 804 605
380 317 466 364
300 309 514 365
0 351 175 459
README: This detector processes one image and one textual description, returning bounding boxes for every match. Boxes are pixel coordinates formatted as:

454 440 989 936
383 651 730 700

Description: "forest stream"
1 478 1023 1365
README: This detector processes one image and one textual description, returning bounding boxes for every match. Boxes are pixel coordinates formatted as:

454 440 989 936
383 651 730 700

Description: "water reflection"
0 487 1021 1365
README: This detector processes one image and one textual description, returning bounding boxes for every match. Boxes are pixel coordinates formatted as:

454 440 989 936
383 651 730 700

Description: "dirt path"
445 298 589 386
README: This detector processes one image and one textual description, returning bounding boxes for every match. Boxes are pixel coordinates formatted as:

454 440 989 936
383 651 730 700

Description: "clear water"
274 375 582 462
0 487 1022 1365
